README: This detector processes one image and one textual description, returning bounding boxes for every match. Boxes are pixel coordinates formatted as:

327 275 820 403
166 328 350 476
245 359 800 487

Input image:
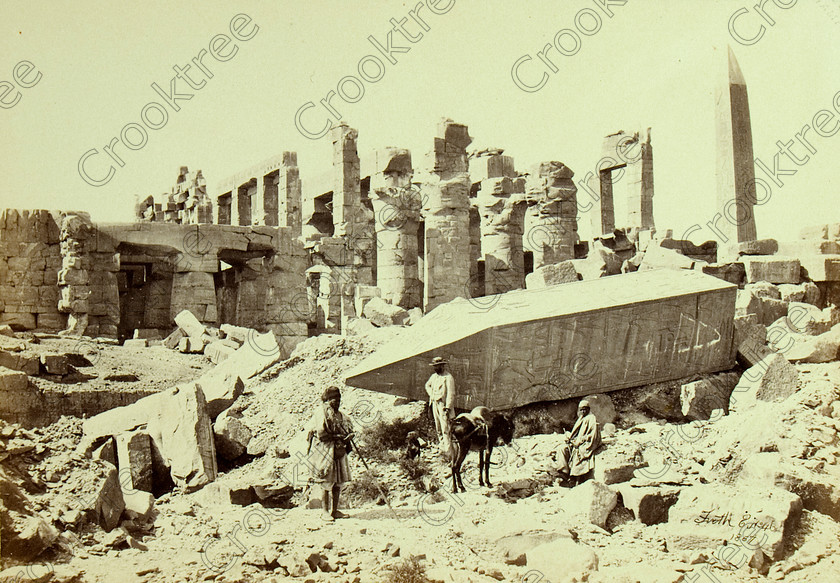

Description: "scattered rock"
562 481 618 529
525 537 599 583
616 483 680 525
174 309 207 339
680 372 739 420
213 408 253 461
729 353 799 411
525 261 579 289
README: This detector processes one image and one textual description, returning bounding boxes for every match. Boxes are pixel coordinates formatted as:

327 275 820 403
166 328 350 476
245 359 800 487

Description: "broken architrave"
345 269 736 410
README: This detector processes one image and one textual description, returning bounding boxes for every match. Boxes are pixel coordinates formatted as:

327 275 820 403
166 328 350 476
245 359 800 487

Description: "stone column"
57 214 94 337
524 162 579 269
371 148 422 309
625 128 655 231
251 174 265 226
279 151 302 236
422 119 473 312
332 124 374 286
716 47 757 244
478 176 527 294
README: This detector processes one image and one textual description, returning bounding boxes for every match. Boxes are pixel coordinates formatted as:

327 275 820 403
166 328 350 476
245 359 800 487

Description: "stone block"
92 437 117 465
729 353 798 411
777 239 840 256
0 350 39 375
123 489 155 522
525 261 579 289
778 281 821 305
146 383 217 492
740 452 840 520
116 431 153 492
163 327 186 350
362 296 409 327
799 255 840 282
178 336 205 354
0 514 59 565
346 317 377 337
175 309 208 338
562 480 618 529
40 354 69 375
616 483 680 525
0 366 28 391
91 461 126 531
198 372 245 420
782 323 840 363
680 372 739 420
586 394 617 425
666 484 802 559
639 243 695 271
205 341 236 364
123 339 148 349
213 408 252 461
735 288 788 327
0 312 36 330
786 302 840 335
741 256 801 284
594 441 646 485
701 262 746 286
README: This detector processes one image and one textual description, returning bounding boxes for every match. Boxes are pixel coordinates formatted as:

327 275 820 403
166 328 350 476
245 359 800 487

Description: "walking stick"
349 438 400 521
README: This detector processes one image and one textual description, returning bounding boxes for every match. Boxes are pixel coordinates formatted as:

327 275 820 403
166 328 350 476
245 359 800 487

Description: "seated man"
556 398 601 486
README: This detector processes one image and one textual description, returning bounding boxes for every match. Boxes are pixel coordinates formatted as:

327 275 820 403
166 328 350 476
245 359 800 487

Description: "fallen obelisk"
345 269 736 410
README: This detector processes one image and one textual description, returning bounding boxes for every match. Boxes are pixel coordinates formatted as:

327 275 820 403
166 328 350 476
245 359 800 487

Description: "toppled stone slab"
348 270 737 409
562 480 618 529
92 436 117 465
729 353 799 411
213 408 252 461
220 324 250 345
798 255 840 282
362 297 409 327
346 318 377 337
667 484 802 559
616 483 680 525
174 309 207 339
784 302 839 335
741 256 801 284
525 261 579 289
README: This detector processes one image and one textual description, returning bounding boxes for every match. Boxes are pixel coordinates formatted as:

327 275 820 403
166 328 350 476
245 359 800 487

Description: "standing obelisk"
716 46 758 245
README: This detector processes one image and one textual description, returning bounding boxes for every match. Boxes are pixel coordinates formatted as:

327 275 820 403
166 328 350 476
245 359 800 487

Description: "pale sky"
2 0 838 243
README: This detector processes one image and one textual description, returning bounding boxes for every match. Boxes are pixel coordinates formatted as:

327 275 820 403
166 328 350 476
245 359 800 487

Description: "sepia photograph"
1 1 839 581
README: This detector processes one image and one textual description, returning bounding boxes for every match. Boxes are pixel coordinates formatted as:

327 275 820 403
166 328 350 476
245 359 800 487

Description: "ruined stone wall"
0 210 64 331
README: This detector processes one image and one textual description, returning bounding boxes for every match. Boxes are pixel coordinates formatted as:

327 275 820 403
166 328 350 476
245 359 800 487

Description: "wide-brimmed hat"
429 356 448 366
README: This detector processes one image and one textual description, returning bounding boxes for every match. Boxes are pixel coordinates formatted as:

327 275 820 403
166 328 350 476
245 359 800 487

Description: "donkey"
450 407 515 493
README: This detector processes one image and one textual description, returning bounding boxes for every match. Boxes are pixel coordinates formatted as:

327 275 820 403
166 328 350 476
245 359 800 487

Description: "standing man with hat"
307 386 355 521
425 356 456 455
556 397 601 486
